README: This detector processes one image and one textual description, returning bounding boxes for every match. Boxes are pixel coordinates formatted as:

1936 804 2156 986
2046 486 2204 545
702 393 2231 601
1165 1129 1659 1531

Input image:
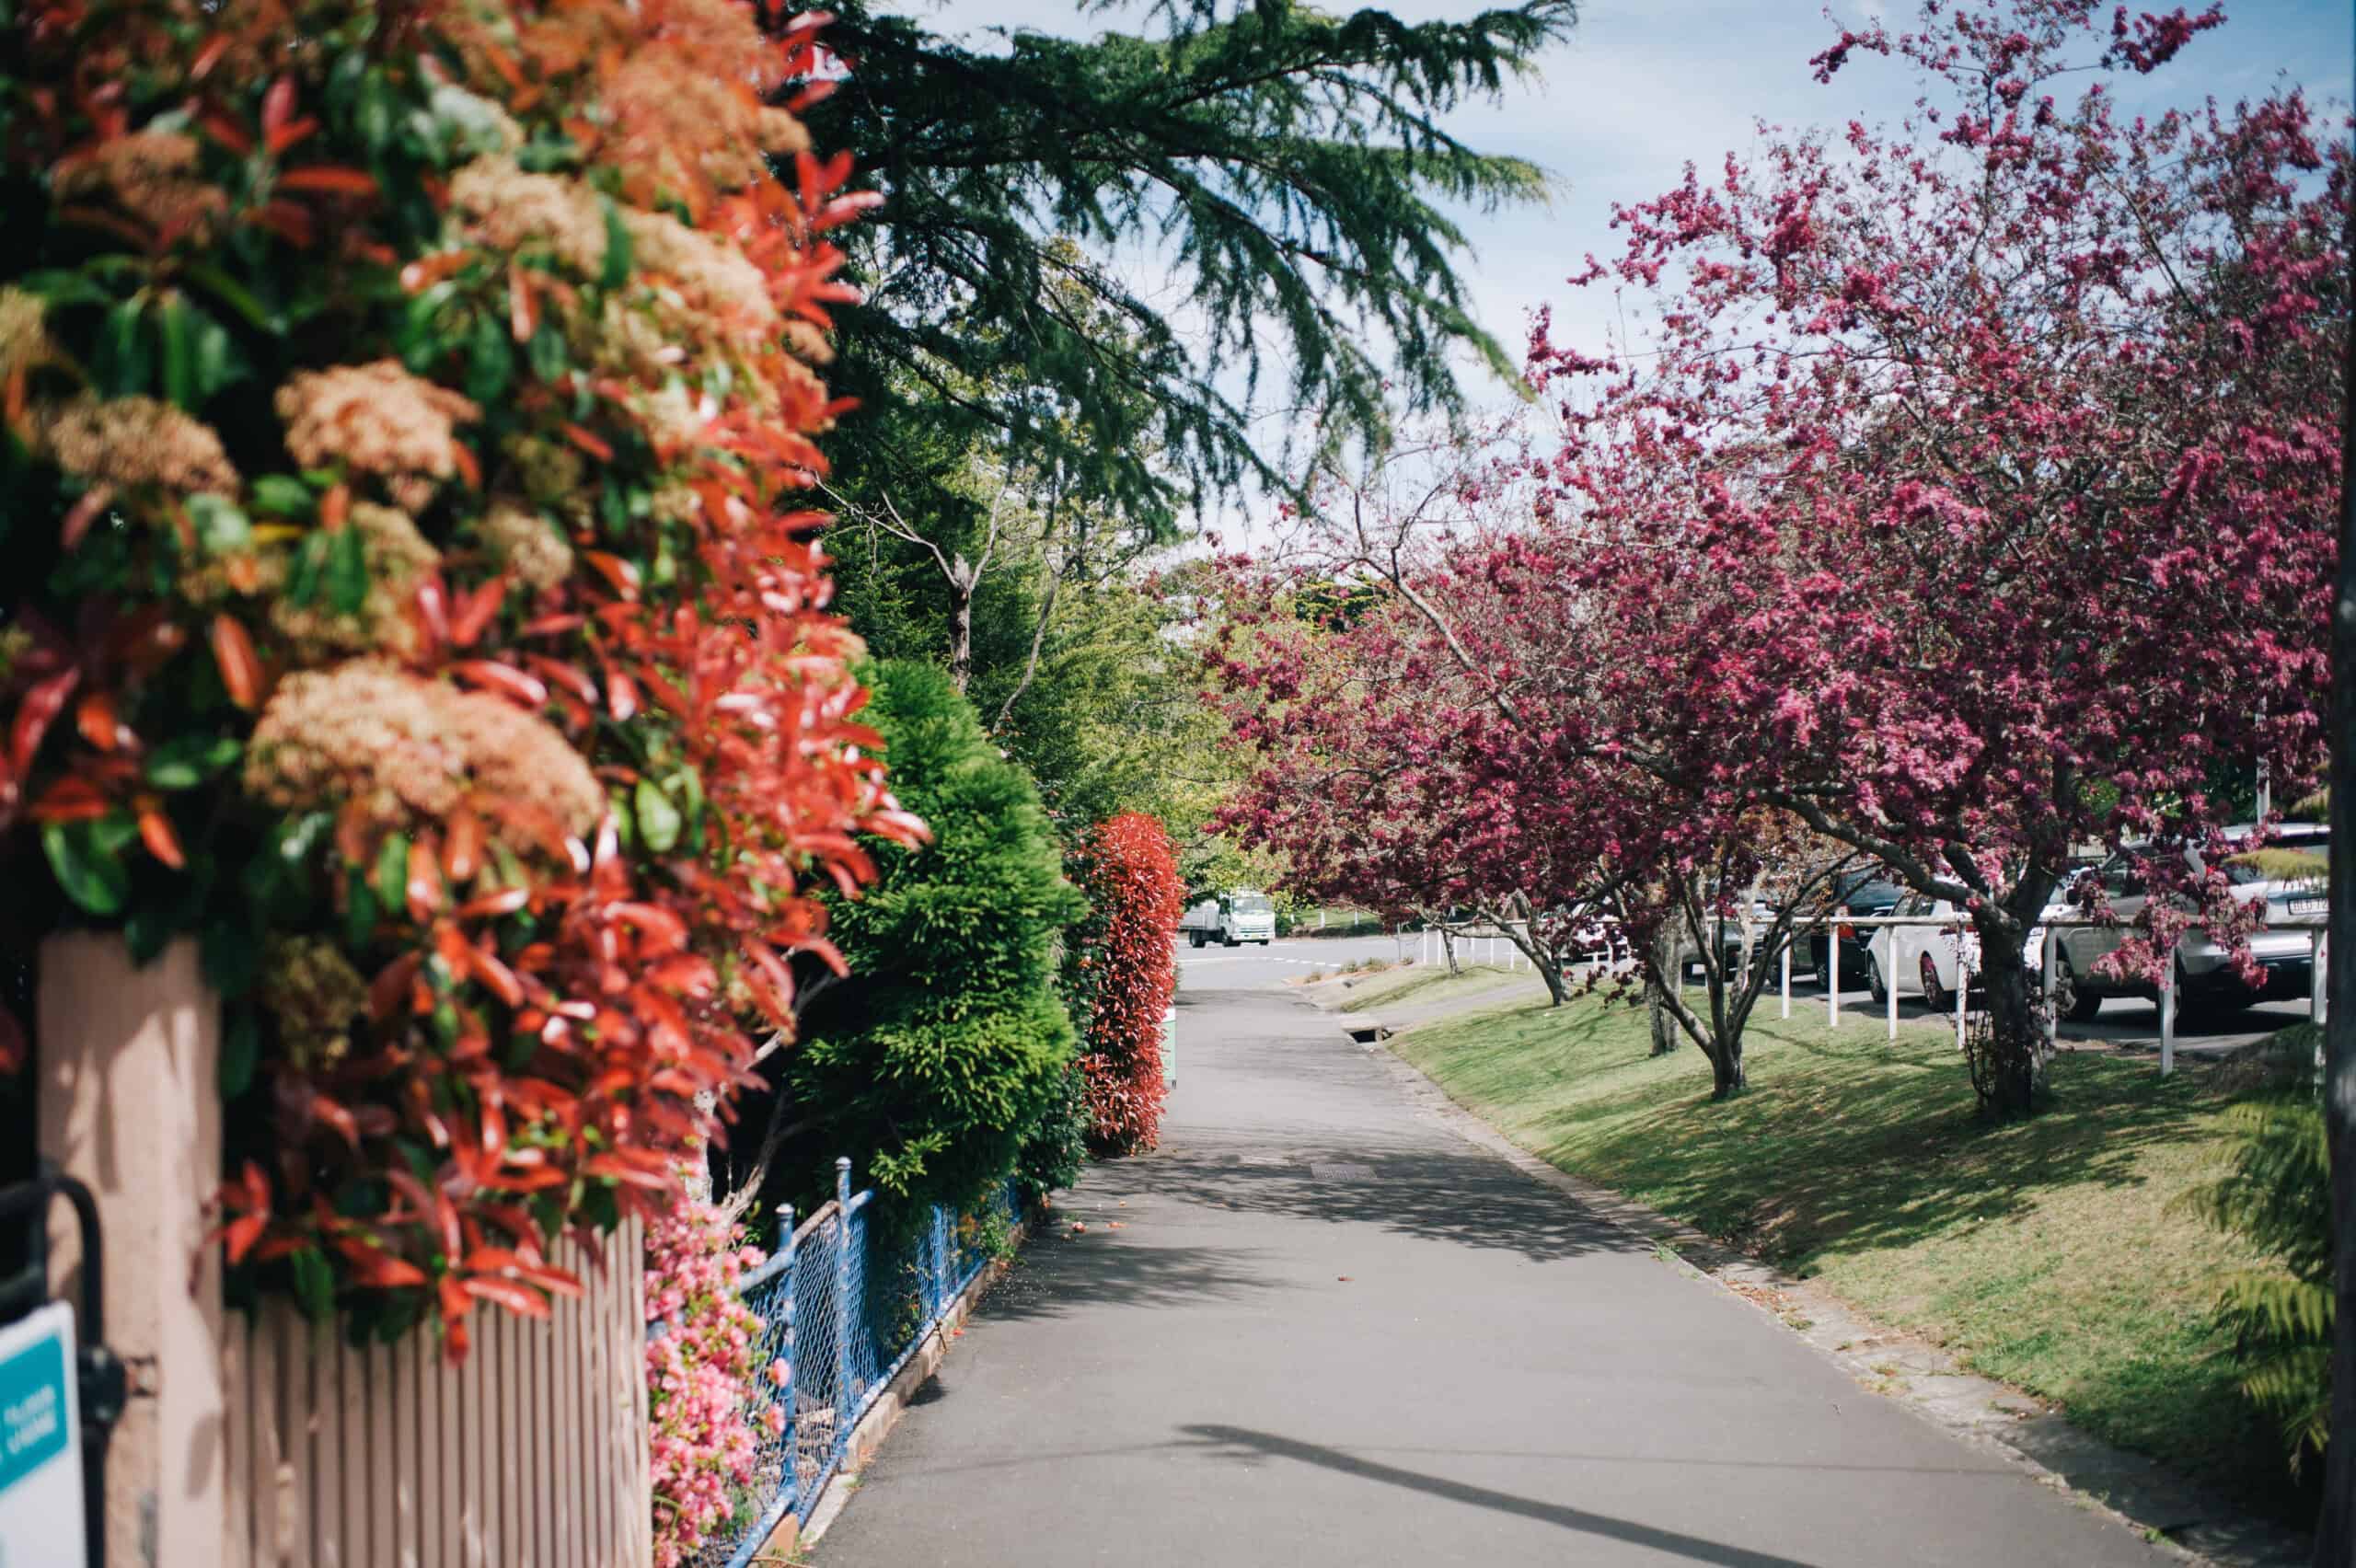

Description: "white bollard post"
2160 963 2176 1077
1886 927 1899 1043
2041 928 2058 1053
1954 922 1967 1054
2312 929 2327 1024
1828 932 1841 1030
1779 939 1791 1020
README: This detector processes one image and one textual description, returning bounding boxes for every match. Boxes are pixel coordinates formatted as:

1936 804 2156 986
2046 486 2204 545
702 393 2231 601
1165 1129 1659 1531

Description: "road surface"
815 959 2169 1566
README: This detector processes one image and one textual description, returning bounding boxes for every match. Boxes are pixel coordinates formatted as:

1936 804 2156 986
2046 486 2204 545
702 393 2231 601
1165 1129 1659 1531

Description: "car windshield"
1231 895 1274 915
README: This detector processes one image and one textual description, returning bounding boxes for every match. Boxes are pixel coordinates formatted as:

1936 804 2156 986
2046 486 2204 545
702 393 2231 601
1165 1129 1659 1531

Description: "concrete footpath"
816 977 2172 1567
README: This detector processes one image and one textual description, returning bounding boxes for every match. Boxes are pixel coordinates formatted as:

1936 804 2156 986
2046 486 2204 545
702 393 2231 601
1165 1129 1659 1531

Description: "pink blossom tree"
1512 0 2347 1114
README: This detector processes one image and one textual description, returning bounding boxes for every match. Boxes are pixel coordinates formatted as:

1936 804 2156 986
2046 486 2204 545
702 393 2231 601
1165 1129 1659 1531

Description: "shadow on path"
1176 1424 1824 1568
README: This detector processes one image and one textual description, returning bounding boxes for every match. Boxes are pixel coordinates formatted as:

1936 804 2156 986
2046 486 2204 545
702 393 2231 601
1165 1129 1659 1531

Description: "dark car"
1807 873 1904 988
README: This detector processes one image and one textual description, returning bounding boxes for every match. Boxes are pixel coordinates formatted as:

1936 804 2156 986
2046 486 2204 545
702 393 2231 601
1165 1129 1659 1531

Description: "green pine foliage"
2186 1025 2333 1472
768 662 1087 1216
802 0 1576 536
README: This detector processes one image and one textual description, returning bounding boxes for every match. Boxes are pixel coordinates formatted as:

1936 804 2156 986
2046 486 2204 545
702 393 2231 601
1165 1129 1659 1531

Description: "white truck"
1181 889 1277 948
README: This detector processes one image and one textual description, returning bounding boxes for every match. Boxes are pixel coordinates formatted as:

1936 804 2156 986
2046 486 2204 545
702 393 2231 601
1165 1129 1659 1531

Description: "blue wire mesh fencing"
664 1159 1024 1568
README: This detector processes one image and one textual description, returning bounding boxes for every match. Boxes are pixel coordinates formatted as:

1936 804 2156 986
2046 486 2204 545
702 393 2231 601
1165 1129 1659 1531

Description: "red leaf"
137 804 186 870
75 690 119 752
560 423 613 463
449 660 547 708
312 1095 360 1149
261 75 295 139
444 808 483 883
209 615 263 709
581 552 639 600
11 669 79 774
461 1275 551 1318
451 574 510 649
276 166 378 198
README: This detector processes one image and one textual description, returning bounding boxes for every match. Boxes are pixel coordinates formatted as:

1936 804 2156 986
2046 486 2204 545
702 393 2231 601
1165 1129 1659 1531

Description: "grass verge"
1330 962 1528 1014
1390 992 2308 1518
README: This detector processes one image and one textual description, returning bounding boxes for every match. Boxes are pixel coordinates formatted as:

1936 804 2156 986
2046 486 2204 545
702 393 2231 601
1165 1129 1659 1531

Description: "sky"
940 0 2354 518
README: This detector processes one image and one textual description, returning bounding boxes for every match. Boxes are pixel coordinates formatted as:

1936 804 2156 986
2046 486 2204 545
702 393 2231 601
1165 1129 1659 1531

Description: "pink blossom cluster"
646 1196 772 1568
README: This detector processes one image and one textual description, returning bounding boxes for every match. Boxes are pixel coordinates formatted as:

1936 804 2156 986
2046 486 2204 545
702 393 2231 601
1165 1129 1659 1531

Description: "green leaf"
328 525 368 616
202 916 263 997
464 308 511 406
159 294 195 409
220 1008 260 1099
527 319 568 384
42 819 131 916
124 905 174 965
248 475 316 520
284 532 324 608
92 296 151 397
191 313 243 399
144 732 243 790
290 1248 336 1320
598 196 633 291
187 493 251 556
343 879 380 950
634 779 682 854
375 832 410 911
183 263 282 334
17 269 114 308
609 788 637 855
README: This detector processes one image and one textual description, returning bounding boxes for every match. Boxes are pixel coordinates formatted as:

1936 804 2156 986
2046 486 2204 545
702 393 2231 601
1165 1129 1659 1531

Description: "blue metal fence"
673 1159 1021 1568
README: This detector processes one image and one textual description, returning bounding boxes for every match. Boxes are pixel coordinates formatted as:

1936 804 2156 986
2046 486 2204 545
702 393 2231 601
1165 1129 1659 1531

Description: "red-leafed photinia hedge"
0 0 918 1353
1065 812 1184 1152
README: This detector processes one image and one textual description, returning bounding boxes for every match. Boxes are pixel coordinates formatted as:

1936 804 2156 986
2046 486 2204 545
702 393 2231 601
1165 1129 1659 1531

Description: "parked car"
1807 873 1904 987
2048 824 2329 1020
1865 894 1979 1010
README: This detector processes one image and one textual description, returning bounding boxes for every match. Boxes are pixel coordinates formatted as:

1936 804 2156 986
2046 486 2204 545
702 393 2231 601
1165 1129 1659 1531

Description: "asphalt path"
816 958 2170 1566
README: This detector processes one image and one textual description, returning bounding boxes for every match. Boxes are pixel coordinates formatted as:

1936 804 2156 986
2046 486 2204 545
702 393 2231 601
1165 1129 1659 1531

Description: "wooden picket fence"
219 1220 650 1568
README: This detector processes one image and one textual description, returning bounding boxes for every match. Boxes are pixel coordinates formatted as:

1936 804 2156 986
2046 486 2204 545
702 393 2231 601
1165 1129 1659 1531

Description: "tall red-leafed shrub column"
1066 813 1184 1152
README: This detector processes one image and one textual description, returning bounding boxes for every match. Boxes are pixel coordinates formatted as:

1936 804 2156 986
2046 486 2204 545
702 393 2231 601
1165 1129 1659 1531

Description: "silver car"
2049 824 2328 1020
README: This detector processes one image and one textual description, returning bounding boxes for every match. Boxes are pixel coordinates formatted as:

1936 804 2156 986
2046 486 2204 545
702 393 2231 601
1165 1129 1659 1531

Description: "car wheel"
2051 955 2102 1022
1920 953 1951 1013
1222 934 1239 948
1187 930 1203 949
1866 957 1888 1006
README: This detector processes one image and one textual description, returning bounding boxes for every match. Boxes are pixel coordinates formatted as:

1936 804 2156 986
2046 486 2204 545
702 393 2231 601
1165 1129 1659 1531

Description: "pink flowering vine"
646 1195 772 1567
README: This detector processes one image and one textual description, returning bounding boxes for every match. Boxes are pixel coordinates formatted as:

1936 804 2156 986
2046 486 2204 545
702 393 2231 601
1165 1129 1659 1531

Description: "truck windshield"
1231 895 1274 915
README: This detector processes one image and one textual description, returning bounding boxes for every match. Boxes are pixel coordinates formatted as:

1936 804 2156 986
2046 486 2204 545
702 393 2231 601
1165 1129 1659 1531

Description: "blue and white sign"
0 1303 84 1568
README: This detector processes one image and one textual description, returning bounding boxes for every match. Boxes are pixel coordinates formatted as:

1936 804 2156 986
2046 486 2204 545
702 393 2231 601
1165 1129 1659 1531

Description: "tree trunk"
947 568 975 694
2312 207 2354 1568
1709 1034 1746 1099
1968 910 2048 1119
1493 905 1568 1005
1439 925 1461 975
1647 930 1678 1055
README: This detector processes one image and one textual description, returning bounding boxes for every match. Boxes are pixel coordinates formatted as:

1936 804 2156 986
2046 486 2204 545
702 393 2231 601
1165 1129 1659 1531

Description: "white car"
2049 825 2328 1020
1865 894 1979 1010
1864 895 2047 1010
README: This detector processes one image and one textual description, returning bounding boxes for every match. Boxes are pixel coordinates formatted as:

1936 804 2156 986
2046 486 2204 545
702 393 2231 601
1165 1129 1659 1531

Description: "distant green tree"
721 662 1087 1223
792 0 1575 539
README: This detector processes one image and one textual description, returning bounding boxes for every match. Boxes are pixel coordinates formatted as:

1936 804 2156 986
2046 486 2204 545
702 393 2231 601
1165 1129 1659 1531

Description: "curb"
1345 1010 2306 1568
762 1211 1035 1559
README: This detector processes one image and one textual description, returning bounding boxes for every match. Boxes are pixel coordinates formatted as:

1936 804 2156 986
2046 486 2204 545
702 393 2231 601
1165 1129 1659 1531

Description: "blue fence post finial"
834 1157 853 1479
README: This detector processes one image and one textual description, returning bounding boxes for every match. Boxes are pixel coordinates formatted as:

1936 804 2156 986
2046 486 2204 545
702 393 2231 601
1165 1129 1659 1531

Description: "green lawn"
1330 962 1522 1014
1391 992 2308 1516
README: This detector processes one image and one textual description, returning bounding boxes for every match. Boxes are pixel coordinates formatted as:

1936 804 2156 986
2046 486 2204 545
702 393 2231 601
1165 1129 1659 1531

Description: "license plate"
2288 897 2326 917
